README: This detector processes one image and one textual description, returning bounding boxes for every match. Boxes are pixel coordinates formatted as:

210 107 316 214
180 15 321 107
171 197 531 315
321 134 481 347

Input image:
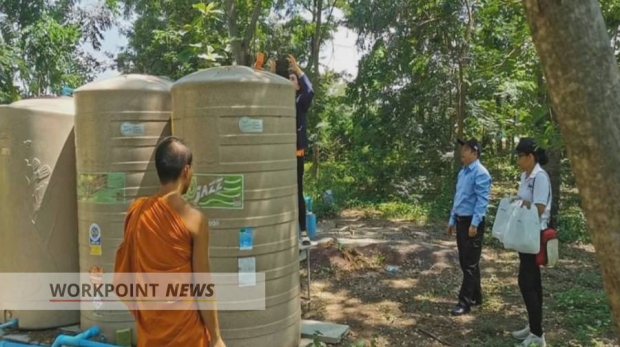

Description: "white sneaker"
521 333 546 347
512 325 530 340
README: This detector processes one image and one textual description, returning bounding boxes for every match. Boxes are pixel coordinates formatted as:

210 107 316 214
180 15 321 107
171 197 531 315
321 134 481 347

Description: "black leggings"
297 156 306 232
519 253 543 337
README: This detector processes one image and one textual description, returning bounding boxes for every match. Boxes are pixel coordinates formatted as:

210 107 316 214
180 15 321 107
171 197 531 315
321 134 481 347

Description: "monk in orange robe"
114 136 226 347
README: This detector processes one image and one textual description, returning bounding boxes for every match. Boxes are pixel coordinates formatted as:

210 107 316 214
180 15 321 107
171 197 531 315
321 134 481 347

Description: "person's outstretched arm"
288 55 315 108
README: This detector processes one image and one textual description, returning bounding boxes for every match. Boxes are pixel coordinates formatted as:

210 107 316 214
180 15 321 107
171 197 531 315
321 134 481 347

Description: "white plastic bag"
503 204 541 254
492 197 515 243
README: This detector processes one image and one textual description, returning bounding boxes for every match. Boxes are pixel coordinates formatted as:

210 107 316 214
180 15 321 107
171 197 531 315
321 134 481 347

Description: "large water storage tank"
73 75 173 343
0 97 79 328
172 66 300 347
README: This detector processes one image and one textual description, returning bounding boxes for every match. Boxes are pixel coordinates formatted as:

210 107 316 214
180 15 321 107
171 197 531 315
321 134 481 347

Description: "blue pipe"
50 338 122 347
0 340 121 347
51 326 122 347
0 325 121 347
0 341 34 347
51 326 100 347
0 320 18 330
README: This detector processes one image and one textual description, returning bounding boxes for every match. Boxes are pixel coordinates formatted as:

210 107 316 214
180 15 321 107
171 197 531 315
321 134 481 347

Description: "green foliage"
303 161 352 218
117 0 344 76
116 0 230 79
557 193 590 244
18 14 83 96
296 0 589 230
0 0 115 103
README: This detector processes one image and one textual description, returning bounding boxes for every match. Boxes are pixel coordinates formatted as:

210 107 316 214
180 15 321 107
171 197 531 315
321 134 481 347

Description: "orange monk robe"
114 196 210 347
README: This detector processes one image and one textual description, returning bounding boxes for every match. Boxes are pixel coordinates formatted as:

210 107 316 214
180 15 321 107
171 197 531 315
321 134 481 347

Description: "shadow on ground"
300 212 619 347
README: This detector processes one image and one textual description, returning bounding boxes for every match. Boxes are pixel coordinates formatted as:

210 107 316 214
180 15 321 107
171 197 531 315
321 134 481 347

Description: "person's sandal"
300 231 311 246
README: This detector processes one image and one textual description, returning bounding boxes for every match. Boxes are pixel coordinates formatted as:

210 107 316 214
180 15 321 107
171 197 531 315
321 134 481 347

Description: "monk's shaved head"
155 136 193 184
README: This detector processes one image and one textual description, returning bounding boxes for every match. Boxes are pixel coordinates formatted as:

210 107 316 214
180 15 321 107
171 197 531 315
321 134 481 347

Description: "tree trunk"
522 0 620 335
454 60 466 170
311 146 320 179
309 0 324 179
546 144 561 228
453 0 473 171
224 0 244 65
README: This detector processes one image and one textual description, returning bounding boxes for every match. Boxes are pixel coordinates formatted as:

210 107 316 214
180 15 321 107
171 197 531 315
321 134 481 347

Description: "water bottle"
306 212 317 240
323 190 334 207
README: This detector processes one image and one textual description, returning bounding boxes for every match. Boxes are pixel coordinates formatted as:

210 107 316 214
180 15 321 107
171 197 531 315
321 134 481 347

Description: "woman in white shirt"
511 138 551 347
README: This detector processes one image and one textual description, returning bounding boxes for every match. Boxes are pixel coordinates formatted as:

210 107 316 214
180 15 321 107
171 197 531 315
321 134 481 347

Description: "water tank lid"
7 97 74 115
172 66 294 89
75 74 173 93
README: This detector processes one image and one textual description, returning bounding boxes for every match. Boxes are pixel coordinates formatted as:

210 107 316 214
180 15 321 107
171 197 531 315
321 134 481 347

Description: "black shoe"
451 304 471 316
472 299 483 307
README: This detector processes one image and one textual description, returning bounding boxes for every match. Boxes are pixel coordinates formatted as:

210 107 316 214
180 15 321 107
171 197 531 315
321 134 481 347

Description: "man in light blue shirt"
447 138 492 316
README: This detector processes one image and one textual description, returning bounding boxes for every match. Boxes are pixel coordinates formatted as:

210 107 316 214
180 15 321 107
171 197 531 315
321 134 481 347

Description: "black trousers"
297 155 306 232
456 216 485 307
519 252 543 337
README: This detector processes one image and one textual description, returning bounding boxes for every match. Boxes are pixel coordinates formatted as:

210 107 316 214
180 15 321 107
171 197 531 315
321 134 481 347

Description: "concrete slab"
59 325 82 334
301 320 349 344
3 334 32 343
299 242 319 251
299 338 327 347
116 328 133 346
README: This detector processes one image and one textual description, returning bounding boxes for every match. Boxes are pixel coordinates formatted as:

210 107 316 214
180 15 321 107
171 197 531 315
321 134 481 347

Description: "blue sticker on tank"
239 227 254 251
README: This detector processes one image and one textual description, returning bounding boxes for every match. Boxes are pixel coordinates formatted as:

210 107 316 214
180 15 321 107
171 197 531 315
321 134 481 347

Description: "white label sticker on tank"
121 122 146 136
209 220 220 228
1 148 9 156
238 257 256 287
238 117 264 133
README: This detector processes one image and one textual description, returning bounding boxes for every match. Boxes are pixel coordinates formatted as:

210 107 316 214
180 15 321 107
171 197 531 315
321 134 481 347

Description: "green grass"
553 287 614 344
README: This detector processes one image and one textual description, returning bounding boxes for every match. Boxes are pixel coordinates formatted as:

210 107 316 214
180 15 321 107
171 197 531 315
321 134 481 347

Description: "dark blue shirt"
296 74 314 150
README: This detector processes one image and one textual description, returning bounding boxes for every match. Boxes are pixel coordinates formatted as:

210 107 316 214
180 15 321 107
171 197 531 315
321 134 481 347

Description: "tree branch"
312 0 323 76
613 24 620 56
243 0 263 48
325 0 338 27
416 17 441 28
299 0 312 15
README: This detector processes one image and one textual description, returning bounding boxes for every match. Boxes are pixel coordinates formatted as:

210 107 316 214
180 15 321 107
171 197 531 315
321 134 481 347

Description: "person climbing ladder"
270 54 315 246
254 52 315 246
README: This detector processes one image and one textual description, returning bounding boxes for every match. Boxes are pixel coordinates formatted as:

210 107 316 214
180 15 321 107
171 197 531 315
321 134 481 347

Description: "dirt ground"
300 210 619 347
